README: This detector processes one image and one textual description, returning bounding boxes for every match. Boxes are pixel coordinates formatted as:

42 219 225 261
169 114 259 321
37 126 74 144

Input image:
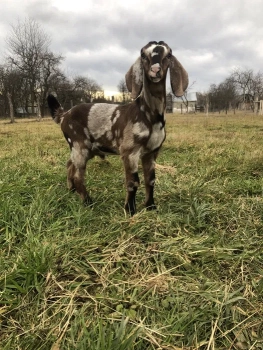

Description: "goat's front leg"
122 152 140 216
142 152 158 210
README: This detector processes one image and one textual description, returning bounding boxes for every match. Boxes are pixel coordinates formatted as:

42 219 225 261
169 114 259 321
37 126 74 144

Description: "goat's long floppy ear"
170 56 189 97
125 57 143 99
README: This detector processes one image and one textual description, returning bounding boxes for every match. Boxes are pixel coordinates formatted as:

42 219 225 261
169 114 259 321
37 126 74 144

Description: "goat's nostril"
151 66 160 74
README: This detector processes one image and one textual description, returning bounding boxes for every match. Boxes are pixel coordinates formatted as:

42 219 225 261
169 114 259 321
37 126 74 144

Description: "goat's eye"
167 52 172 59
141 52 147 60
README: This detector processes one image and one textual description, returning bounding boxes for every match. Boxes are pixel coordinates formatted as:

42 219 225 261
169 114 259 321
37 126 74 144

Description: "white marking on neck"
133 122 150 138
147 123 165 150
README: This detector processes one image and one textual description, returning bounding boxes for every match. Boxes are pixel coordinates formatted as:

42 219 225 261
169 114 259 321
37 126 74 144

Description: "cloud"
0 0 263 92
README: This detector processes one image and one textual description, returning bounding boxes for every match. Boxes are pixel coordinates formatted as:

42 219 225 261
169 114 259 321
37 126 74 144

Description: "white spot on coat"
128 149 141 173
149 179 155 186
112 110 121 125
68 138 71 143
84 128 89 138
106 130 113 140
146 112 151 120
88 104 118 139
122 121 135 149
71 141 88 167
69 124 73 129
133 122 150 138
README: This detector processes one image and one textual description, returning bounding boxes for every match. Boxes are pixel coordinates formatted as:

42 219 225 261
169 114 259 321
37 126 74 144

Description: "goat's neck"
140 73 166 116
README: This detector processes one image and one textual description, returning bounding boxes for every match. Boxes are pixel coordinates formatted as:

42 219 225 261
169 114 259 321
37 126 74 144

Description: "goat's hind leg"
122 151 140 216
73 165 93 206
66 159 76 192
69 144 93 206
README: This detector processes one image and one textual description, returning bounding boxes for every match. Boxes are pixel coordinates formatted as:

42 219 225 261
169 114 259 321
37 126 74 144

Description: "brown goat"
47 41 188 215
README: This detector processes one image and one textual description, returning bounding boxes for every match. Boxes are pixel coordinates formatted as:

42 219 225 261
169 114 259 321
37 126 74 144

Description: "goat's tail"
47 94 64 124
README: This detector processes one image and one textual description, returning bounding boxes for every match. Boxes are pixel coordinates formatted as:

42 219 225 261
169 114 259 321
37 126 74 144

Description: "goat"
47 41 188 215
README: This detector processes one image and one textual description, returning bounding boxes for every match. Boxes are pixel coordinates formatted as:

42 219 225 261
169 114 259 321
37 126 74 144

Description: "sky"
1 0 263 96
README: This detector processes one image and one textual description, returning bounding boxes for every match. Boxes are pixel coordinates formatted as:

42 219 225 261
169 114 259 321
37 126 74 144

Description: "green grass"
0 113 263 349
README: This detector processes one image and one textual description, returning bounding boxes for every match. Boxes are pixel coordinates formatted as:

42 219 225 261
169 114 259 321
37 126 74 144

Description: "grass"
0 112 263 349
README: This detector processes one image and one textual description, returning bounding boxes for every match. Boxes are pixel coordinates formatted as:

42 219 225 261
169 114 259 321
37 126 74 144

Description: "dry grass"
0 112 263 349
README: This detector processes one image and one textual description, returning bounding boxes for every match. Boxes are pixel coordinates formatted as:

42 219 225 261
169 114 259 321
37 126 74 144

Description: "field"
0 112 263 350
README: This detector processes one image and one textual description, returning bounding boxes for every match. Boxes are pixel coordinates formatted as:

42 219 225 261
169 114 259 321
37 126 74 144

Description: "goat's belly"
91 142 120 156
147 123 166 151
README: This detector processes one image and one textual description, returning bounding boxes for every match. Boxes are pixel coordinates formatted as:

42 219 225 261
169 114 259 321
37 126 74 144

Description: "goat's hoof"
83 197 93 207
146 204 157 211
124 203 136 216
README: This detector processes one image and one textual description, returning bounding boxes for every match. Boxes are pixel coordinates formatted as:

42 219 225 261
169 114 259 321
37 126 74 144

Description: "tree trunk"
37 94 42 121
31 91 35 115
7 92 15 123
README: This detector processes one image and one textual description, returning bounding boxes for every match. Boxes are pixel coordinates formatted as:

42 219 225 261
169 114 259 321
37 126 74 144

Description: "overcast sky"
1 0 263 95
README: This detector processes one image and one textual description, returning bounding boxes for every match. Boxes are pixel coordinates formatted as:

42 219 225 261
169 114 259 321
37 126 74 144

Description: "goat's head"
125 41 188 99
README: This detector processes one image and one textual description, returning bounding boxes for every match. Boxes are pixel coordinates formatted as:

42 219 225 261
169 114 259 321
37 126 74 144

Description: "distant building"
171 92 197 113
16 107 28 117
104 91 123 103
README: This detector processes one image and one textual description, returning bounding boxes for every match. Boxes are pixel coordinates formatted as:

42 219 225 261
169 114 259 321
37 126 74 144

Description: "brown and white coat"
47 41 188 215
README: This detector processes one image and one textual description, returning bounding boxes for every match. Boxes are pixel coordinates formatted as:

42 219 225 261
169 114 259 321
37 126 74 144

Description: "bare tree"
179 80 196 113
198 68 263 114
207 78 238 114
230 68 254 109
72 75 102 102
6 18 63 119
7 92 15 123
222 78 238 113
117 78 129 103
229 68 263 111
0 65 24 121
54 75 102 109
37 52 64 119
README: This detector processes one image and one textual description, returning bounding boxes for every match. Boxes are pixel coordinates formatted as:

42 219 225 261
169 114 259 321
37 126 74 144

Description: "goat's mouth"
151 77 161 82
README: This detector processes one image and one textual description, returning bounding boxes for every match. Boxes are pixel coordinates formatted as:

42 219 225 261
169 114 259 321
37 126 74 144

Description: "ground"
0 112 263 349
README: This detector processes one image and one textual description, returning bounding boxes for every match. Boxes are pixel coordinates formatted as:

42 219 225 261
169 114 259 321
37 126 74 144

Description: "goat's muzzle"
150 63 161 79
